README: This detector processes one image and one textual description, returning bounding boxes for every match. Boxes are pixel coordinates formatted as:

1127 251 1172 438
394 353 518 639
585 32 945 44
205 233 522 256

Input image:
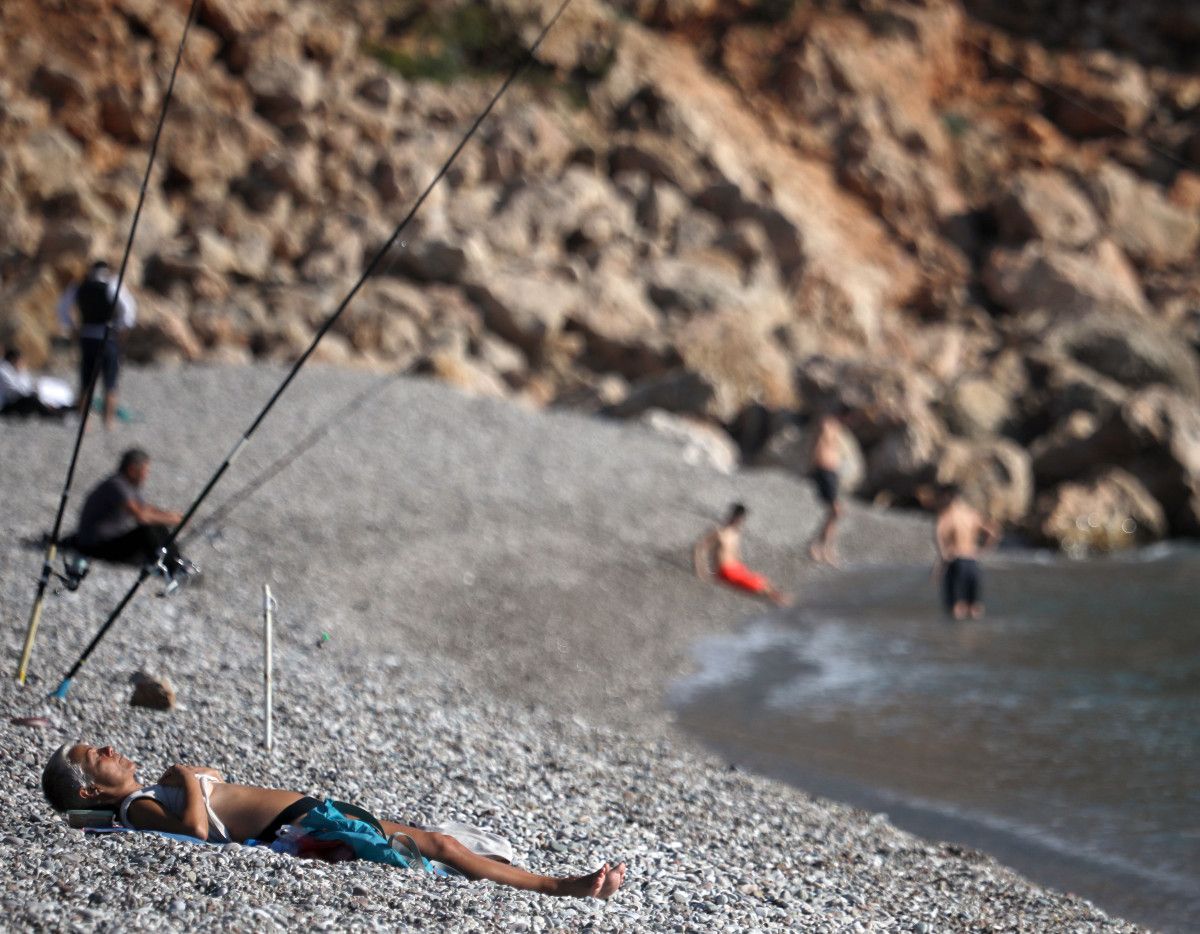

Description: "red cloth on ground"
717 560 770 594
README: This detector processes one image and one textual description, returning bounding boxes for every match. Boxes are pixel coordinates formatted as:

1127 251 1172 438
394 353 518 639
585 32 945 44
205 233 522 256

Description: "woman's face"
70 743 137 798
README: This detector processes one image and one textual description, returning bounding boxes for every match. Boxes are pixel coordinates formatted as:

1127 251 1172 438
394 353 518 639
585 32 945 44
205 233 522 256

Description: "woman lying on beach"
42 743 626 899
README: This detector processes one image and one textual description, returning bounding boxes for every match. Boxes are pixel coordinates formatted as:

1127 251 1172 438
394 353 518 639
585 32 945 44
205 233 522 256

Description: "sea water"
671 546 1200 933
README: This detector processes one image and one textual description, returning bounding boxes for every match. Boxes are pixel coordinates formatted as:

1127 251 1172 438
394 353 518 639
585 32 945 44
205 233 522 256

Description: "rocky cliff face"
2 0 1197 550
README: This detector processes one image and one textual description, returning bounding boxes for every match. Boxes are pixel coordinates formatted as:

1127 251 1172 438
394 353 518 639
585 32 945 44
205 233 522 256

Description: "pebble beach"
0 364 1141 931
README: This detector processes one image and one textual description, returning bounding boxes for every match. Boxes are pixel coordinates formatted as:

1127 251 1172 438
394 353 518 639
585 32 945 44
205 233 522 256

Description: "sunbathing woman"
42 743 626 899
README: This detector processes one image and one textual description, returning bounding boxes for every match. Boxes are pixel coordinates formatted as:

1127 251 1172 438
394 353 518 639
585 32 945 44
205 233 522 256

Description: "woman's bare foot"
808 542 824 563
559 862 626 899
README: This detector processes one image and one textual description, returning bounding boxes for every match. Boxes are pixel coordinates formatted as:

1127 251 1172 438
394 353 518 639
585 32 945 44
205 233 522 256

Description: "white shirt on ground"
0 360 34 408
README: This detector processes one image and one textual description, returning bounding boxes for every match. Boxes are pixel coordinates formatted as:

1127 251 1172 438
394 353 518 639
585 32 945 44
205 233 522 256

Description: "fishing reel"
51 554 90 593
153 554 200 598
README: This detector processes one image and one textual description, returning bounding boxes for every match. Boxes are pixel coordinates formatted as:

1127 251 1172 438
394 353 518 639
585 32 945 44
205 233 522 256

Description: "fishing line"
16 0 203 684
51 0 577 699
182 367 404 546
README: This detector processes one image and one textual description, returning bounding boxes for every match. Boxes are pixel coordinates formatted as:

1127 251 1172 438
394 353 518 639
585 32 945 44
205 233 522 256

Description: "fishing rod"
15 0 203 685
50 0 577 700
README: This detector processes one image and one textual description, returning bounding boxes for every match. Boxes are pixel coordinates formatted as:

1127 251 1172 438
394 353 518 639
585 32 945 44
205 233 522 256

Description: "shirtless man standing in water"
933 484 1001 620
807 411 845 566
694 503 792 607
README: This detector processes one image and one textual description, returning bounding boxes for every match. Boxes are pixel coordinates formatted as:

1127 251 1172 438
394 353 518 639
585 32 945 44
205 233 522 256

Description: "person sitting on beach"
694 503 792 607
806 409 845 567
72 448 194 582
0 347 71 420
933 484 1001 620
41 743 626 899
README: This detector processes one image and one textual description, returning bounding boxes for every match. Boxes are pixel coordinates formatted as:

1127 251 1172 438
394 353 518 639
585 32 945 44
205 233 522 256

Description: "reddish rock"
130 672 176 711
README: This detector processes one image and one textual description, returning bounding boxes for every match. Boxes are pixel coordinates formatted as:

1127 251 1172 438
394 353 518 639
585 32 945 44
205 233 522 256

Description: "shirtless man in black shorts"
933 484 1001 620
806 411 844 566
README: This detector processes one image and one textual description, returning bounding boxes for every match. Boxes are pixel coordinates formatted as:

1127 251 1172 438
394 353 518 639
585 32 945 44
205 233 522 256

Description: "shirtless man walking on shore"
933 484 1000 620
694 503 792 607
806 410 845 567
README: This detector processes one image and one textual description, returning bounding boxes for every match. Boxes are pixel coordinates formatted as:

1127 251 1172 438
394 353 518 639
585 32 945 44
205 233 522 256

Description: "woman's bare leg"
378 821 624 898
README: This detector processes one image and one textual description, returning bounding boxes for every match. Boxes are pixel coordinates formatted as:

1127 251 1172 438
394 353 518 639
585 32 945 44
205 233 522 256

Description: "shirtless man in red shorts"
693 503 792 607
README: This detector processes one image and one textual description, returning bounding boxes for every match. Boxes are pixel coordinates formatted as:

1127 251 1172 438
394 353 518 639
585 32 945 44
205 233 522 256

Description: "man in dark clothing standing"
56 260 138 429
74 449 193 584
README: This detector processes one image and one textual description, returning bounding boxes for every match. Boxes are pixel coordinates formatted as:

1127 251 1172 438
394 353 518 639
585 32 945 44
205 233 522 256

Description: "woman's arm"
124 797 207 839
139 766 210 839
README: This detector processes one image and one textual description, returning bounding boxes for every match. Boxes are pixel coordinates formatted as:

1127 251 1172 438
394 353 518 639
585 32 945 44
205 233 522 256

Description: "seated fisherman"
693 503 792 607
42 743 626 899
73 448 194 581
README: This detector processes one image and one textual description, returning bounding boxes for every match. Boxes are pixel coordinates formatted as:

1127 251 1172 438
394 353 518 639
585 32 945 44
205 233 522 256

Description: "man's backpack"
76 274 114 326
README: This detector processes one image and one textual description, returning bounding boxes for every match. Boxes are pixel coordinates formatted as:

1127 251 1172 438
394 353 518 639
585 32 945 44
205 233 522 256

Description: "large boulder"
608 133 706 192
167 114 274 197
1117 388 1200 536
936 438 1034 525
465 270 582 361
941 375 1015 440
125 301 203 364
983 240 1148 319
1025 350 1131 427
643 253 744 315
12 127 83 200
486 169 637 259
568 271 678 380
414 341 508 399
1084 162 1200 269
995 169 1100 248
480 109 575 185
865 409 946 503
1029 387 1200 535
837 95 966 244
672 311 796 422
1048 314 1200 400
1050 51 1152 139
391 237 469 284
1031 469 1168 554
638 409 739 475
1030 411 1109 488
245 59 323 126
603 368 717 421
797 356 940 448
